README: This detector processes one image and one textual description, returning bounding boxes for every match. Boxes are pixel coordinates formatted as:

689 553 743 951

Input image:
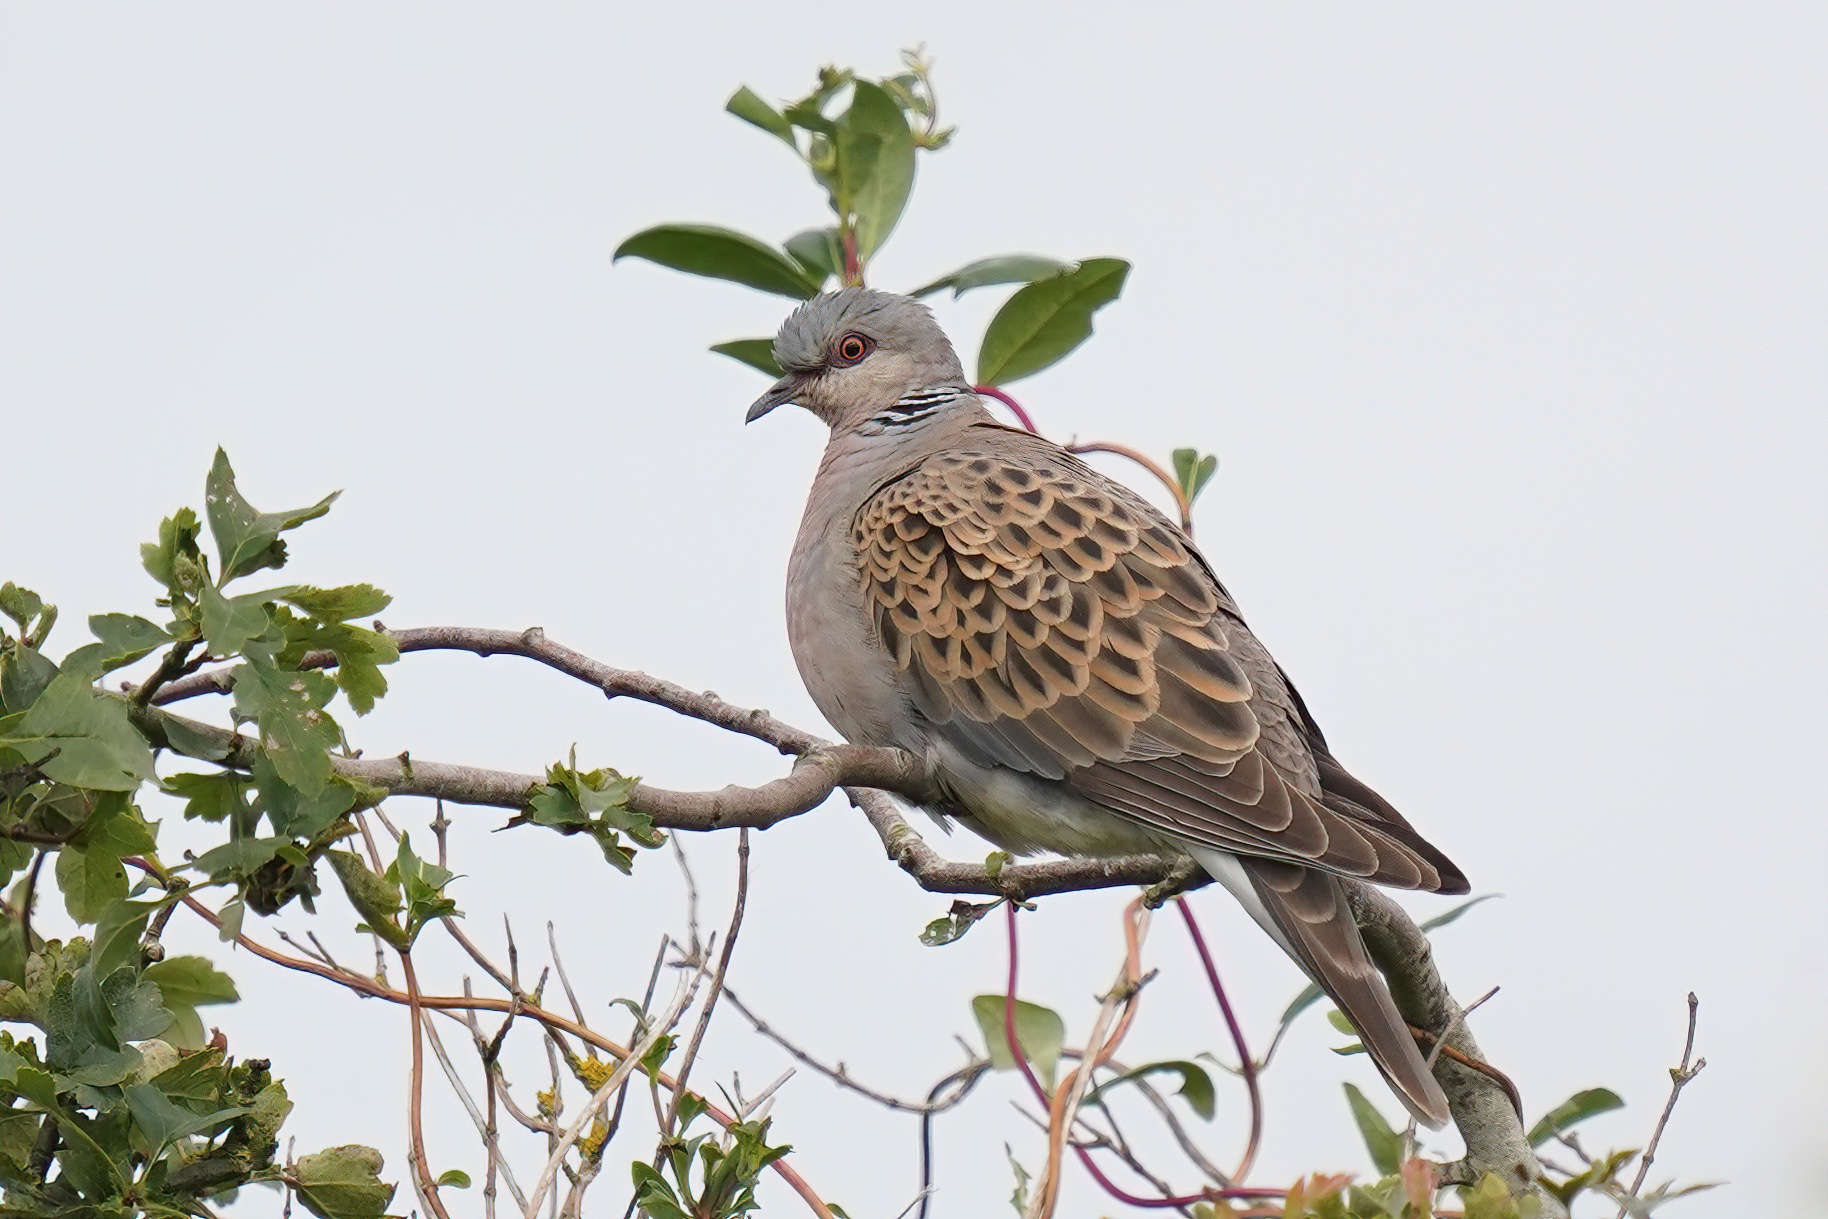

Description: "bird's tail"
1187 847 1452 1130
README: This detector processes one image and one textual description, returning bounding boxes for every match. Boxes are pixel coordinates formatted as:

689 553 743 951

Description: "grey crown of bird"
748 287 1468 1128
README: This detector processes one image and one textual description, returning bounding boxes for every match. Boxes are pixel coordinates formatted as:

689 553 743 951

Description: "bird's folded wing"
852 430 1460 892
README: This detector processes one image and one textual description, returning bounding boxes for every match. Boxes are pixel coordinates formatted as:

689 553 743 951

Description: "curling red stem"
1176 896 1263 1183
975 385 1039 433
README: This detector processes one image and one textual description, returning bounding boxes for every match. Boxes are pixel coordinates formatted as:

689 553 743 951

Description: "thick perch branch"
1349 886 1568 1218
146 625 1555 1203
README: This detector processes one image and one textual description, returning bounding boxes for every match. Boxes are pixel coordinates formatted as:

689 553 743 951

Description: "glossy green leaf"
725 85 796 145
910 254 1074 299
839 80 916 259
294 1144 397 1219
977 258 1130 385
436 1168 471 1189
710 339 784 377
784 226 841 285
1087 1059 1216 1121
0 670 153 791
204 449 339 583
1343 1083 1403 1174
971 995 1065 1090
614 224 822 299
1528 1087 1624 1147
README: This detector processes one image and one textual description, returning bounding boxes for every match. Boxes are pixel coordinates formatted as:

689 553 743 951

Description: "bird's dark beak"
745 375 801 423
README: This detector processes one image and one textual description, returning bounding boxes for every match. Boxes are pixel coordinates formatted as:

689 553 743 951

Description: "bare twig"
1616 993 1705 1217
664 828 750 1130
420 1009 529 1211
153 881 838 1218
525 967 706 1219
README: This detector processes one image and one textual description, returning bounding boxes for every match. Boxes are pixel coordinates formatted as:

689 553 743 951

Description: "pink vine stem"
1002 903 1282 1209
975 384 1039 432
1175 896 1264 1184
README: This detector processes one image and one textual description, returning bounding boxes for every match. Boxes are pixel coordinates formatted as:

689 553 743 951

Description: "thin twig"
1617 993 1706 1216
420 1008 529 1211
665 828 750 1130
155 880 837 1218
524 967 706 1219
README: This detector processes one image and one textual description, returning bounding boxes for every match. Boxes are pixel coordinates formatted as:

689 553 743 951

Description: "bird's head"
745 288 969 429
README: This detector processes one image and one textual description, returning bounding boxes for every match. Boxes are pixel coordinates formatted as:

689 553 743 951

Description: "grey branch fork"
146 623 1564 1216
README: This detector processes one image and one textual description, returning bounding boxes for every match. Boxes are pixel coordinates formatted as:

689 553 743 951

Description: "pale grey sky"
2 4 1823 1216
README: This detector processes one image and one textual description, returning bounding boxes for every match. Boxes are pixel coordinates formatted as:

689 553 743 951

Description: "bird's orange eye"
833 332 873 365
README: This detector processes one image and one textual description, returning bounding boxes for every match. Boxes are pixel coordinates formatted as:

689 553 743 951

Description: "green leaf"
122 1081 246 1155
64 614 171 679
1527 1087 1624 1147
971 995 1065 1090
275 611 399 716
910 254 1075 299
1087 1060 1216 1121
57 839 131 923
0 671 153 791
613 225 822 299
197 582 272 656
294 1144 397 1219
920 899 1000 947
231 655 340 795
140 507 204 593
838 80 916 259
1420 893 1503 932
281 584 393 623
783 227 841 285
0 642 59 714
725 86 796 146
976 258 1131 385
513 755 661 874
252 754 357 840
189 835 288 880
91 898 157 975
1343 1083 1404 1175
204 449 339 583
385 833 458 946
1461 1172 1524 1219
143 955 239 1051
710 339 785 378
1171 448 1219 507
435 1168 471 1189
0 584 44 635
163 771 250 823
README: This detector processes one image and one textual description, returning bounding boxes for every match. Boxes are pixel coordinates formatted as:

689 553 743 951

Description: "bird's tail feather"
1187 847 1452 1130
